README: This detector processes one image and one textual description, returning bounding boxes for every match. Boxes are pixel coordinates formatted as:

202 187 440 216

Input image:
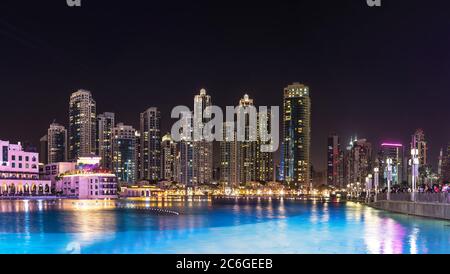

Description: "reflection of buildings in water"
70 210 118 246
309 201 318 224
409 227 420 254
363 210 408 254
321 202 330 223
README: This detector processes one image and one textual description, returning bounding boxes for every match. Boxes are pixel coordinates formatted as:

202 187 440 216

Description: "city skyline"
1 1 450 171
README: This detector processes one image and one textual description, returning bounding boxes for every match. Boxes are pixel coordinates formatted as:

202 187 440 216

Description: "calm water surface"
0 198 449 254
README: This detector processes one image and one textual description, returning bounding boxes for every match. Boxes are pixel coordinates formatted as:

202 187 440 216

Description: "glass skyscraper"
282 83 311 189
69 90 97 160
140 107 161 182
112 123 137 184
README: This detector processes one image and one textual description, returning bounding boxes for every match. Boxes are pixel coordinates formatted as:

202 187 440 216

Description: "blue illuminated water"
0 198 449 254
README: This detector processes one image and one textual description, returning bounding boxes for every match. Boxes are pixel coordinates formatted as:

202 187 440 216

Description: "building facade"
39 135 48 165
161 133 177 181
379 143 404 186
193 89 213 185
140 107 161 181
42 162 76 192
47 122 67 164
97 112 115 170
112 123 137 184
348 138 373 186
327 135 342 187
69 90 97 160
0 140 51 196
57 156 118 199
282 83 311 189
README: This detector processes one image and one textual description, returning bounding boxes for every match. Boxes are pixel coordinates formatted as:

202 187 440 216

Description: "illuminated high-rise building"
236 94 257 184
97 112 115 170
411 129 428 167
161 133 177 181
282 83 311 189
410 129 429 184
140 107 161 181
134 131 142 180
256 109 274 182
350 139 373 185
379 142 404 186
69 89 96 160
178 112 194 187
220 121 238 187
112 123 137 184
440 143 450 182
193 89 213 185
47 122 67 163
220 94 274 186
327 134 341 186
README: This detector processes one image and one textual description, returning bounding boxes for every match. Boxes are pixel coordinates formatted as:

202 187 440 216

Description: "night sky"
1 0 449 171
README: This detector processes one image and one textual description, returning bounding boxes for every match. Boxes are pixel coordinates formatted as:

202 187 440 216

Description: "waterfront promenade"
371 193 450 220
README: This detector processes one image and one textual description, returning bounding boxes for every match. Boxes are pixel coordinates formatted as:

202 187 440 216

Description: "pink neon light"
381 143 403 147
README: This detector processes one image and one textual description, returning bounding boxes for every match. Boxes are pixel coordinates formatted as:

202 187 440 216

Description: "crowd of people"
418 183 450 193
379 183 450 194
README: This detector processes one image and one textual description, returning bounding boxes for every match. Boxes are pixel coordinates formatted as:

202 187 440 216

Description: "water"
0 198 449 254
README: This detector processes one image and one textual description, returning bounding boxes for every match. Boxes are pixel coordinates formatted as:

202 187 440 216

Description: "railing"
376 192 450 204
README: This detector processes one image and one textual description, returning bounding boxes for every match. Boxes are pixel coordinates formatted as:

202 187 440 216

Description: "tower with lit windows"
282 83 311 189
69 90 96 161
193 89 213 185
140 107 161 181
47 122 67 163
112 123 137 184
97 112 115 170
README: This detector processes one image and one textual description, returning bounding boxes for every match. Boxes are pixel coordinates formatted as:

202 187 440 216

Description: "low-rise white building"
0 140 51 196
56 156 118 199
42 162 76 192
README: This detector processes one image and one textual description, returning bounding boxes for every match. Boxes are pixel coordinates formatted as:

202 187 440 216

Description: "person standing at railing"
443 184 449 193
434 185 440 193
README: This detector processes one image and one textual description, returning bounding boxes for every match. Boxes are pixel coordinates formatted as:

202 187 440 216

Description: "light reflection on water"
0 199 449 254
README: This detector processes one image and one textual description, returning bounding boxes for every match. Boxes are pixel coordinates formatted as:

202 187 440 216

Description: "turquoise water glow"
0 198 449 254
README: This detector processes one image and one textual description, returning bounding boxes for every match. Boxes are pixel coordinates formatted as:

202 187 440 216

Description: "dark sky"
0 0 449 171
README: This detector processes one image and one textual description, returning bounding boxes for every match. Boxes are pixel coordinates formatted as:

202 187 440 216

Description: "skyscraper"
236 94 257 185
112 123 137 184
140 107 161 182
411 129 429 184
439 143 450 182
69 90 96 160
220 121 238 187
379 142 404 186
39 135 48 165
97 112 115 170
327 134 341 186
282 83 311 189
193 89 213 185
178 112 194 187
220 94 274 187
47 122 67 163
350 139 373 186
411 129 428 167
255 103 274 182
161 133 177 181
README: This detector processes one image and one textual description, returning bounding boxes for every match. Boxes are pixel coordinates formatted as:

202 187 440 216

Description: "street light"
386 158 393 200
365 174 373 203
411 148 419 202
374 167 379 202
